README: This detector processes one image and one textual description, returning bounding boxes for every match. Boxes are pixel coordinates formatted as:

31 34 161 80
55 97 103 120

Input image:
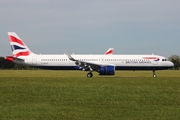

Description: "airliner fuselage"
19 54 173 71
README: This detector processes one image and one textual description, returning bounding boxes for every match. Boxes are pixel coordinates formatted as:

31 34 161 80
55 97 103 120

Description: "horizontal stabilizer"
5 56 24 62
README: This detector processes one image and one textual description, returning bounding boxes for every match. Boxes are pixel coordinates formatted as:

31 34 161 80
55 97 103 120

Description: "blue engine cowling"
99 66 115 75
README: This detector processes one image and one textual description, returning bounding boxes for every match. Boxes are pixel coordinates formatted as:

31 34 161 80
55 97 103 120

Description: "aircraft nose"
169 61 174 67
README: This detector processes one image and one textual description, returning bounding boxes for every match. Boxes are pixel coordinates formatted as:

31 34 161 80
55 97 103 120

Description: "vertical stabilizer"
8 32 33 58
105 48 114 55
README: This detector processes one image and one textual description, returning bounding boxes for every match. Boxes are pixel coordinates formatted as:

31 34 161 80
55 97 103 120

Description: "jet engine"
99 66 115 75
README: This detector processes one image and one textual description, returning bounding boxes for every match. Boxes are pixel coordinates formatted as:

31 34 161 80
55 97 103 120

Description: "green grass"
0 70 180 120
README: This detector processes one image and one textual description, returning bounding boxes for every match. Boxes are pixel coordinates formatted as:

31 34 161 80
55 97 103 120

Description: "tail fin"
8 32 32 58
105 48 114 55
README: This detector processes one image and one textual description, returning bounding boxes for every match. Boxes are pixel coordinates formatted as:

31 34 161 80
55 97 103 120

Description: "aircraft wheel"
153 74 156 78
87 73 93 78
153 70 156 78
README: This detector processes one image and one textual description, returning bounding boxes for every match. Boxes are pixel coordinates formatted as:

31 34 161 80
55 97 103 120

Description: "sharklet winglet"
65 50 76 61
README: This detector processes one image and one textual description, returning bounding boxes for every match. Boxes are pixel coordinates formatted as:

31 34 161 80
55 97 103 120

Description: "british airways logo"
143 57 160 61
9 35 30 58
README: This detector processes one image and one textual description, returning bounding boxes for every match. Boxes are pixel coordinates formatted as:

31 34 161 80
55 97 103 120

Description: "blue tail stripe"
12 45 25 50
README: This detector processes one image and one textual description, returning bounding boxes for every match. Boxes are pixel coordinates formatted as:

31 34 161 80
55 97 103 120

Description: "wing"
65 50 104 72
76 60 101 71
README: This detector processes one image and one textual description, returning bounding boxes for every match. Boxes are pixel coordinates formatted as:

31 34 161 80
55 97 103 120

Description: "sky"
0 0 180 58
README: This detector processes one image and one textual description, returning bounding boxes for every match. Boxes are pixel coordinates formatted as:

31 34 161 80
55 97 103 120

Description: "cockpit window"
162 59 167 61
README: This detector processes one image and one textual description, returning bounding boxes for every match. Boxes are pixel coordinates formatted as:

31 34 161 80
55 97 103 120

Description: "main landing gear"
87 71 157 78
153 70 156 78
87 72 93 78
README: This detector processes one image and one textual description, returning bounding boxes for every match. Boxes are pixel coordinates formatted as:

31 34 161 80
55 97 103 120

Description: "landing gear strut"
87 72 93 78
153 70 156 78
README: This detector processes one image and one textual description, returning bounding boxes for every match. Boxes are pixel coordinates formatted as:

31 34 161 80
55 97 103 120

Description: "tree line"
0 55 180 70
168 55 180 70
0 57 34 70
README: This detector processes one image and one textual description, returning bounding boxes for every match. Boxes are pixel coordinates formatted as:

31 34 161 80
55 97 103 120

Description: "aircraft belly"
115 66 172 70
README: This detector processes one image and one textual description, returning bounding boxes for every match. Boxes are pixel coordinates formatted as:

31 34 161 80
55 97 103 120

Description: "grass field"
0 70 180 120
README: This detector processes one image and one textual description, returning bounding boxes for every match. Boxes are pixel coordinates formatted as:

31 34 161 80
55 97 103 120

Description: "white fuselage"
17 53 173 70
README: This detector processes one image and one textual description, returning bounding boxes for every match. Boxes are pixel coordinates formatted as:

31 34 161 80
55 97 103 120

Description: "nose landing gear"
153 70 156 78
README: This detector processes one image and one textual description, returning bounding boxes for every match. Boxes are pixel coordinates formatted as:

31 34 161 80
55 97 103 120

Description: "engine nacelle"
99 65 115 75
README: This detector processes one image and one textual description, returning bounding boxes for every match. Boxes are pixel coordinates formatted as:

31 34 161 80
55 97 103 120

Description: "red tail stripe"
15 51 30 58
106 50 113 55
9 36 25 46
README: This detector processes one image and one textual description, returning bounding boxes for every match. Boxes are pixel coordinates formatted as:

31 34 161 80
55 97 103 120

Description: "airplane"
105 48 114 55
5 32 174 78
